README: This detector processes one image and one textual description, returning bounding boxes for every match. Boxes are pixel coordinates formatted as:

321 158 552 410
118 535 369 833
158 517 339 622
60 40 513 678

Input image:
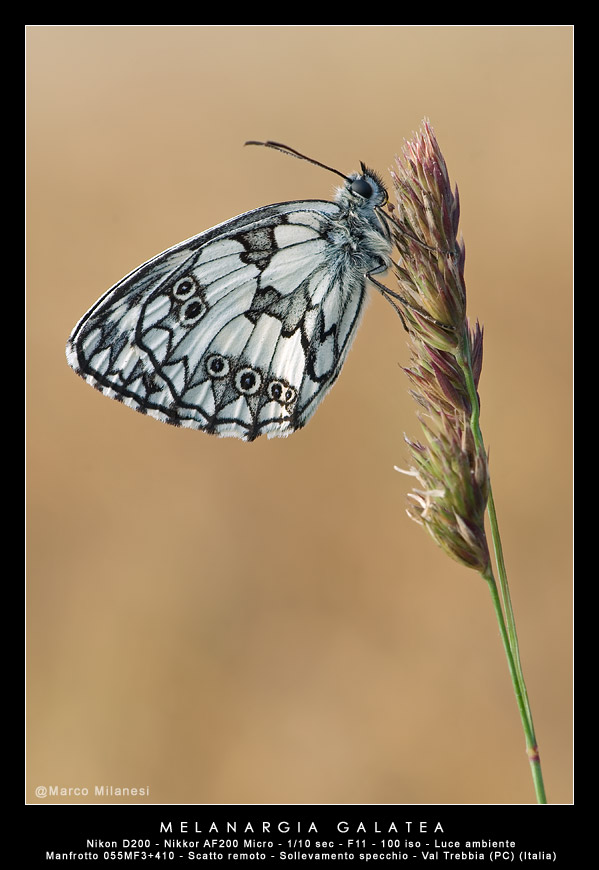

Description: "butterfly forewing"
67 166 392 441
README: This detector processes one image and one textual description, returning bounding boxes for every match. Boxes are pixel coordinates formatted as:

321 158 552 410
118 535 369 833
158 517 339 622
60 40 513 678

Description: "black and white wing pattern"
66 152 393 441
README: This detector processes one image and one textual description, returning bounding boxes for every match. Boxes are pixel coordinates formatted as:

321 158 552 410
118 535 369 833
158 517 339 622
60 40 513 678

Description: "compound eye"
350 177 373 198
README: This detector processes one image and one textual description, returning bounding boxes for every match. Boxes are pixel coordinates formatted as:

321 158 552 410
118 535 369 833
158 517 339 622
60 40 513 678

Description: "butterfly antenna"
245 140 349 182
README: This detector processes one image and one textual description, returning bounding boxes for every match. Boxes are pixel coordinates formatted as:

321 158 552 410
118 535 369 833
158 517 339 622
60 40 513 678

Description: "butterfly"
66 141 400 441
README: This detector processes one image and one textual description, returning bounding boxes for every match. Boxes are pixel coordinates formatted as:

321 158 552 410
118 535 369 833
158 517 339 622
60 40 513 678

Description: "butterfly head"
343 164 388 209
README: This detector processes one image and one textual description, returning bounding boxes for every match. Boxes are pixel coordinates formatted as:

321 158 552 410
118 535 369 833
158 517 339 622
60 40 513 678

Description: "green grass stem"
458 333 547 804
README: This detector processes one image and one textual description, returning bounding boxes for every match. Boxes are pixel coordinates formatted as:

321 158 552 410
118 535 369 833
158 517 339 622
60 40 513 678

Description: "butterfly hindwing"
67 152 393 441
67 199 372 440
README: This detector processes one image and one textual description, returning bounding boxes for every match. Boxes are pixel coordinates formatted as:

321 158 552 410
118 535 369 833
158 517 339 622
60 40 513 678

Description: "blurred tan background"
26 26 572 805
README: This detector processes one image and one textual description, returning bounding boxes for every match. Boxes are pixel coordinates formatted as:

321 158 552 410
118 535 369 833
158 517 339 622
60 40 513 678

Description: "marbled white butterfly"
66 141 400 441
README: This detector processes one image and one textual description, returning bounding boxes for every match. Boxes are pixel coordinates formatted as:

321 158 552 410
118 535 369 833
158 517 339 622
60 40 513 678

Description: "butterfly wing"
66 200 370 441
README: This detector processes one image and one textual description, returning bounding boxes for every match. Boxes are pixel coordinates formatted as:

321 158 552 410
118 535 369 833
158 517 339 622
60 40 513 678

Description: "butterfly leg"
377 206 460 259
366 270 456 335
377 205 460 259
